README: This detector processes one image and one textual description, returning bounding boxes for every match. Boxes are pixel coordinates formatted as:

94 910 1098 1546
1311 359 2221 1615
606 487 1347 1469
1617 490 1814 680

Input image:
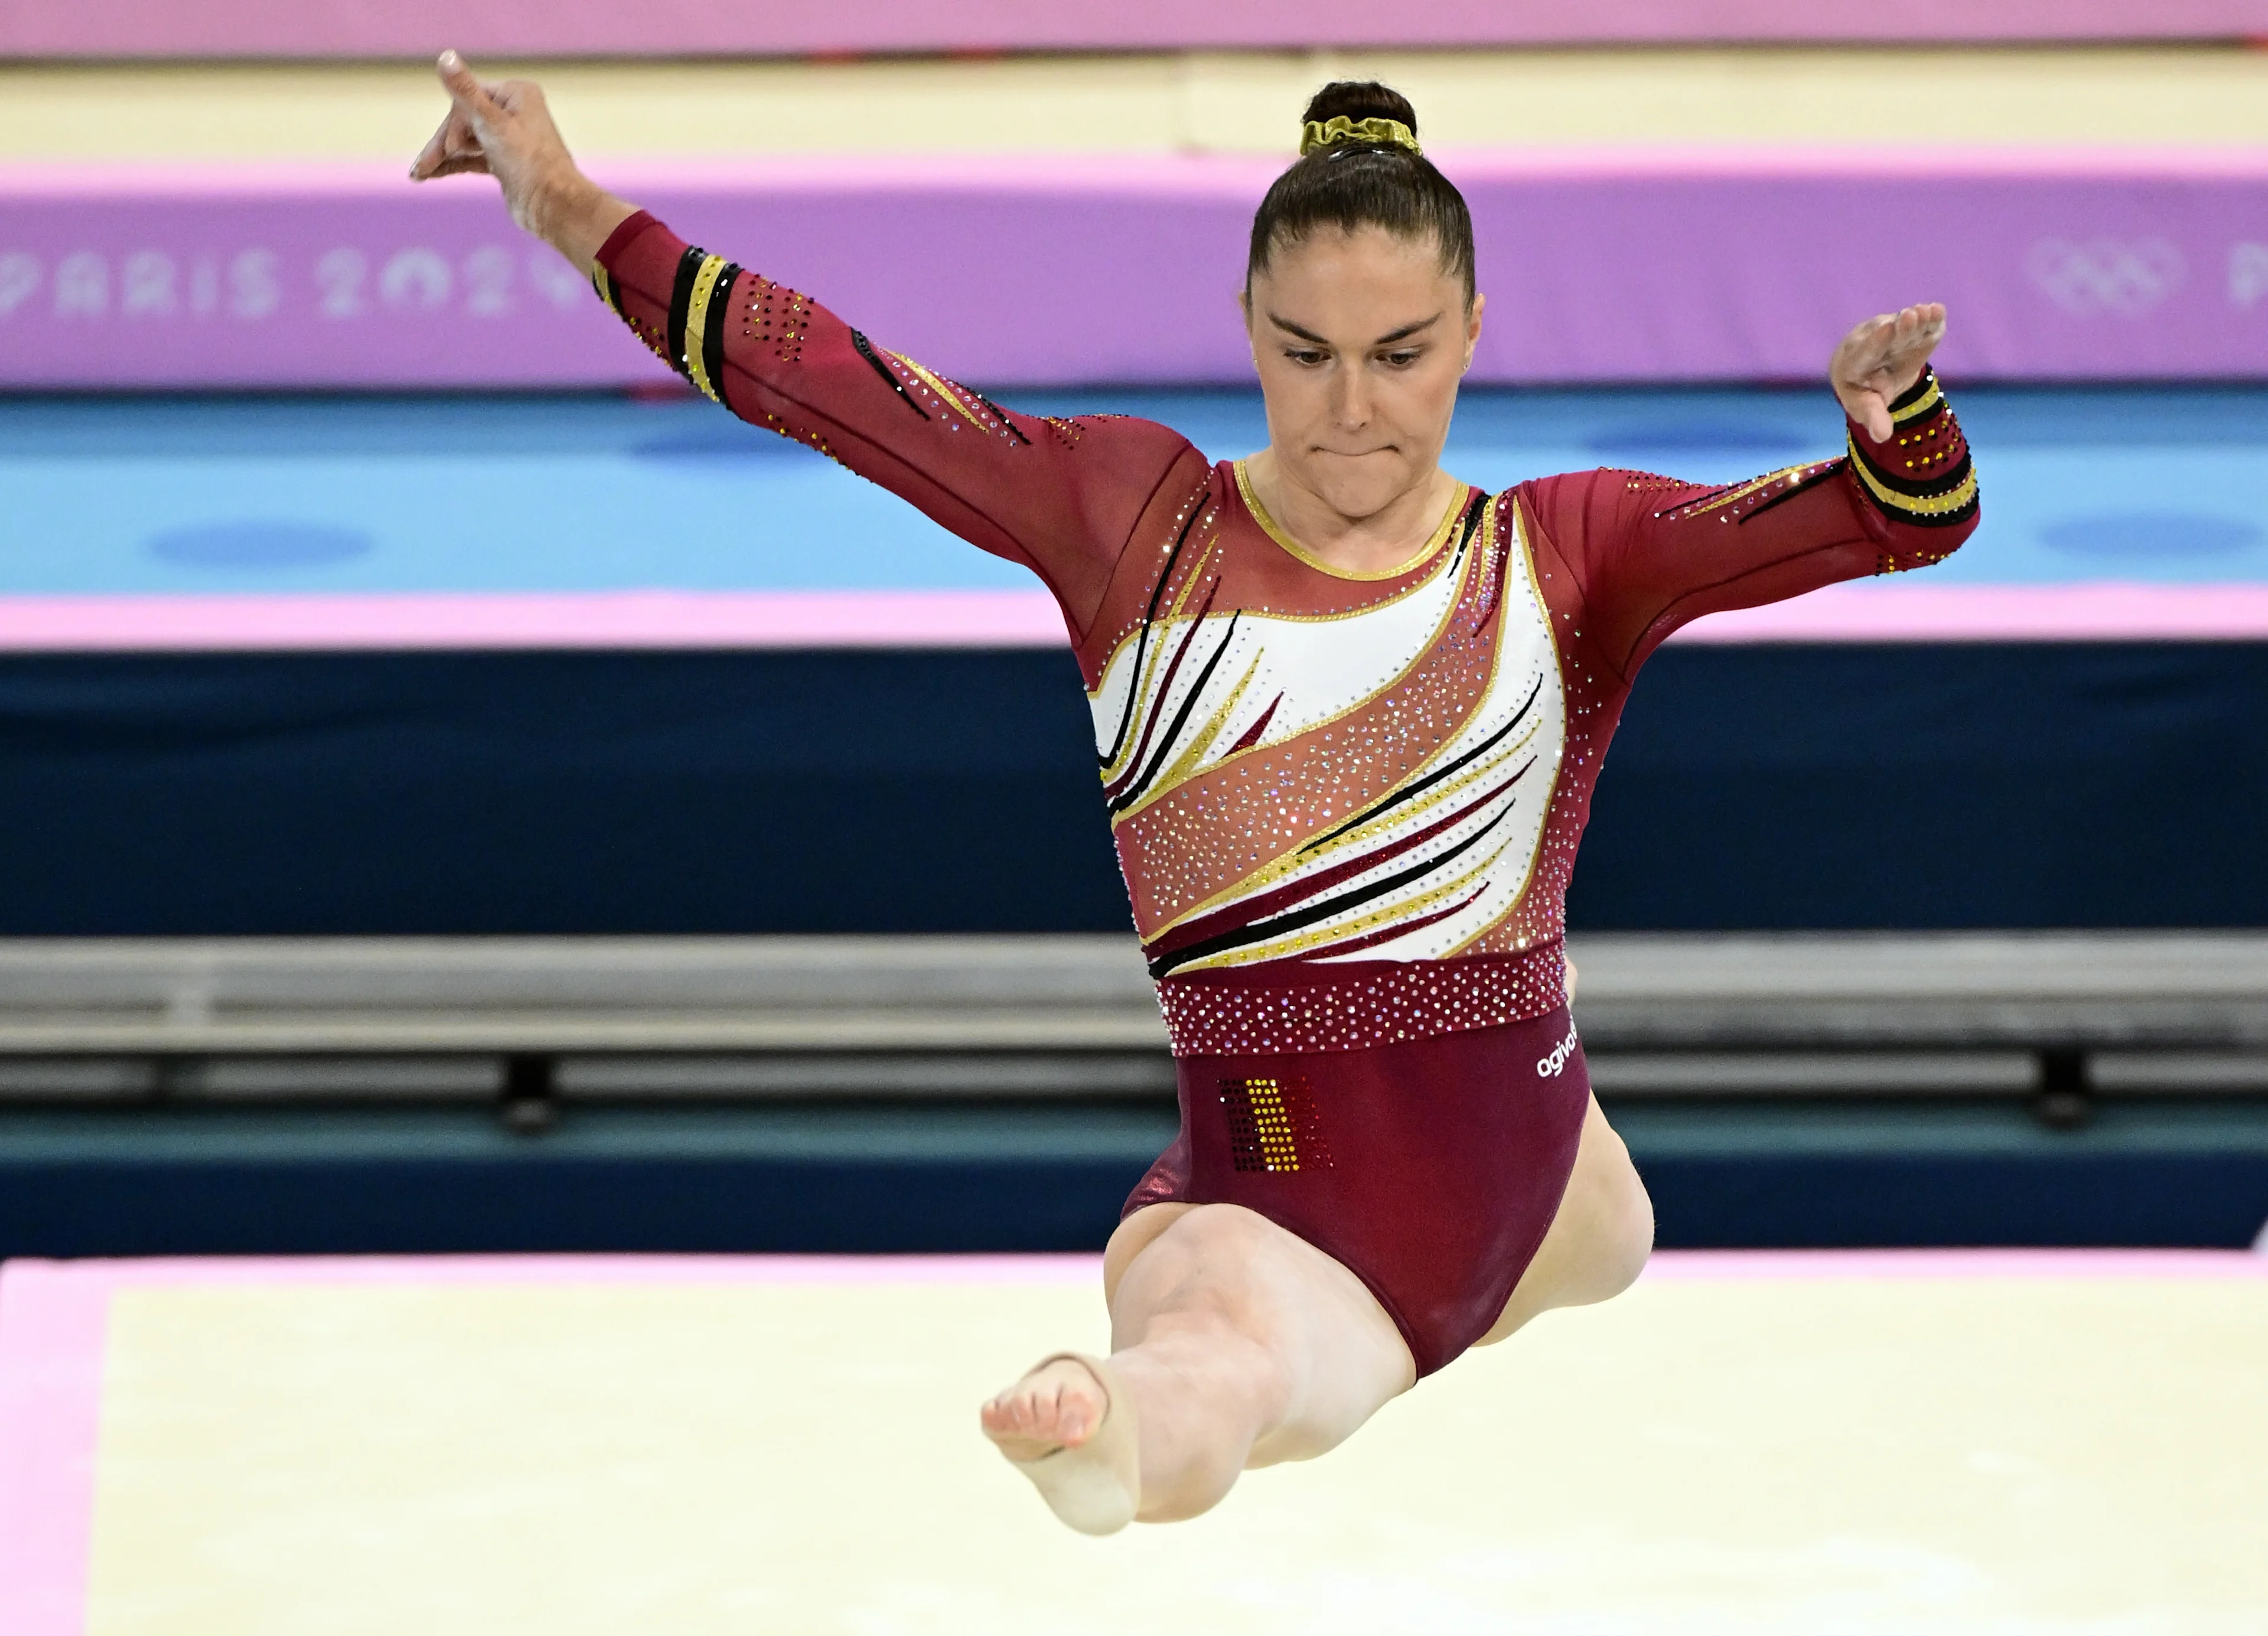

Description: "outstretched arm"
407 53 1204 635
1521 303 1978 679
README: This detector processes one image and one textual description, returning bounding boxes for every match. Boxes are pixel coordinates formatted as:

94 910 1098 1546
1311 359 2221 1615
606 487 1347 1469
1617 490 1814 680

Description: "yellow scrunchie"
1299 115 1422 158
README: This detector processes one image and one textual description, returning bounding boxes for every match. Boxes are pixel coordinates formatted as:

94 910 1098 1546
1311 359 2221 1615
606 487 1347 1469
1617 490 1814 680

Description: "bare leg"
981 1202 1414 1524
977 1090 1648 1529
1475 1093 1654 1345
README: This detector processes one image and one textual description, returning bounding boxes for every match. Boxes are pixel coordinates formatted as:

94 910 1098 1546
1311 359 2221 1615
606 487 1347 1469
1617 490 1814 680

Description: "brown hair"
1245 82 1477 305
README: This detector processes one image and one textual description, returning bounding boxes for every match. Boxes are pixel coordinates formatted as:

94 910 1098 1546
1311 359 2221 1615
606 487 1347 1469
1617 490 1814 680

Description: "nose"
1329 361 1371 431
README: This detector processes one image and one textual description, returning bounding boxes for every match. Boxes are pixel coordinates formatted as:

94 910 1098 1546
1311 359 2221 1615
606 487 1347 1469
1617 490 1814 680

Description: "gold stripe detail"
1110 651 1264 826
589 265 620 317
1174 845 1495 973
681 253 729 403
1677 462 1824 519
894 353 998 434
1891 373 1945 425
1150 696 1543 949
1087 482 1477 715
1090 529 1461 699
1112 506 1484 840
1234 461 1467 582
1135 507 1503 915
1227 1077 1308 1172
1098 524 1223 786
1438 501 1562 959
1846 436 1980 517
1137 505 1543 946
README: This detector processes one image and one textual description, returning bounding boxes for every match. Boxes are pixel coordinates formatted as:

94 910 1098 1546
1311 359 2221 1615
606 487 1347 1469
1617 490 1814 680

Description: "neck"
1242 451 1461 576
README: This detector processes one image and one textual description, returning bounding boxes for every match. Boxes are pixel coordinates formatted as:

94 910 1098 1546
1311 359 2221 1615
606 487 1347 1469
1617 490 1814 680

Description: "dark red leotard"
592 211 1980 1374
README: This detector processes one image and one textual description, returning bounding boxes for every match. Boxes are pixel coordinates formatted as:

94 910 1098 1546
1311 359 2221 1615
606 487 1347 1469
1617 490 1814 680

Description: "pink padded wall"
2 0 2264 58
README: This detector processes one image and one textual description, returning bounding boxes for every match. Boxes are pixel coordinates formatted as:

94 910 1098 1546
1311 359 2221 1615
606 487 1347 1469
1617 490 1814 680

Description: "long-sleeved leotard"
593 208 1977 1055
594 210 1979 1370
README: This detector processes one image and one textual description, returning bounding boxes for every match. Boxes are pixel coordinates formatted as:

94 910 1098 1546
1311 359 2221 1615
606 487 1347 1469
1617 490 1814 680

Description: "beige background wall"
6 46 2267 163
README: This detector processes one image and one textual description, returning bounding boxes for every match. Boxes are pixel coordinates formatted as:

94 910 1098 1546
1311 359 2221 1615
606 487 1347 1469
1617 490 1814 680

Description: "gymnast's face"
1243 225 1482 524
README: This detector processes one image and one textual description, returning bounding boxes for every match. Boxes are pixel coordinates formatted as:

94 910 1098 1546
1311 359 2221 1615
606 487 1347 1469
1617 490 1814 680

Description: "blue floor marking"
2 386 2263 596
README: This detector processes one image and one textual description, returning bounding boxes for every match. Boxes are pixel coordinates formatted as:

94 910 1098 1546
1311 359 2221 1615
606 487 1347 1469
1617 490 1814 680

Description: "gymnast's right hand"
409 50 633 266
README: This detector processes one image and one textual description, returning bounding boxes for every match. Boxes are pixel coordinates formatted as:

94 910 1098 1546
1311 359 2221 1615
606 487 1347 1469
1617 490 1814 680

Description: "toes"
980 1360 1106 1449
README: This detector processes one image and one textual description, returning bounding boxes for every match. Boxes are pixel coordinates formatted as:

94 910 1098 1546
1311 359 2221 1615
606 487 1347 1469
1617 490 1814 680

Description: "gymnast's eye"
1378 348 1423 369
1283 348 1329 367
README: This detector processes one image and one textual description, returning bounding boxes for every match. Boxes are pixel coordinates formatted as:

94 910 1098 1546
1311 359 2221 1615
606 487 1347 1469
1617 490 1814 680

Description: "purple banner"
4 152 2266 388
3 0 2261 56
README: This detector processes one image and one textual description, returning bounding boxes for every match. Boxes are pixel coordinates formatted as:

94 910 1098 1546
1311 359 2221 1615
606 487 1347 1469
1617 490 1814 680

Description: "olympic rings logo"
1537 1019 1582 1078
2232 243 2268 310
2025 237 2185 317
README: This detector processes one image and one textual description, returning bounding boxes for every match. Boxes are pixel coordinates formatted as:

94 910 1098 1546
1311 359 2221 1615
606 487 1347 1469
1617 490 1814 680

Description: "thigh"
1103 1201 1195 1310
1474 1094 1654 1346
1106 1201 1417 1466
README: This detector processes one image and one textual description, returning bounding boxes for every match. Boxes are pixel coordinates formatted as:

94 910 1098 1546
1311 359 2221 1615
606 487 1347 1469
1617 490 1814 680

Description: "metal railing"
1 932 2263 1127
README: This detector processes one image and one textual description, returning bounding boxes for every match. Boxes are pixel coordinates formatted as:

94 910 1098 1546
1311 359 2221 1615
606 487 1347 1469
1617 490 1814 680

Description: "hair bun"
1299 81 1419 142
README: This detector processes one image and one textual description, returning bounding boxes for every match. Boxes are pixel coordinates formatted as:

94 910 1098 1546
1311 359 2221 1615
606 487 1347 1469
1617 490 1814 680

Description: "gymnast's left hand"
1829 303 1946 442
408 50 634 268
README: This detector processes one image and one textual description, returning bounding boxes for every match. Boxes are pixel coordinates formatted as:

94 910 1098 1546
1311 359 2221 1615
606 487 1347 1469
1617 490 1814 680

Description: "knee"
1143 1201 1293 1285
1559 1114 1653 1305
1113 1208 1300 1373
1591 1142 1656 1301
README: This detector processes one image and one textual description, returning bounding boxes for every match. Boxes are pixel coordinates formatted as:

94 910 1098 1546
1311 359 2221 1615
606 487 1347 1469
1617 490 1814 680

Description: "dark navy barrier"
0 1100 2261 1258
0 641 2264 936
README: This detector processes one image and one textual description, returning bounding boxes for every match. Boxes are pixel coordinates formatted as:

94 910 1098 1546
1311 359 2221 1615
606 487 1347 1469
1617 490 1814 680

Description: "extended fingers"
410 112 471 180
1885 302 1948 370
1840 305 1943 380
410 110 491 180
409 129 449 181
1889 302 1945 343
436 50 505 130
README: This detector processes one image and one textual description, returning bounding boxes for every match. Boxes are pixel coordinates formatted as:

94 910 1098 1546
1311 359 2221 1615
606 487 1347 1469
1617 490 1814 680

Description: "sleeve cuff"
1844 367 1979 528
593 209 657 275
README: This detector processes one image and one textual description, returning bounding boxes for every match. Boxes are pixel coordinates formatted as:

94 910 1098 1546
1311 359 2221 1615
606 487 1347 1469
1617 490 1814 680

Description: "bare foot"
980 1357 1107 1464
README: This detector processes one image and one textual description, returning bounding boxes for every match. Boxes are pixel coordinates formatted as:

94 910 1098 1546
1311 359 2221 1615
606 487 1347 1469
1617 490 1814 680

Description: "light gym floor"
4 1250 2262 1635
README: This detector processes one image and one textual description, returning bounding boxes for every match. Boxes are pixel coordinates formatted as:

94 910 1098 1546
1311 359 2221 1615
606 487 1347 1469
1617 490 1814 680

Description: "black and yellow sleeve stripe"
655 246 743 405
1846 367 1979 529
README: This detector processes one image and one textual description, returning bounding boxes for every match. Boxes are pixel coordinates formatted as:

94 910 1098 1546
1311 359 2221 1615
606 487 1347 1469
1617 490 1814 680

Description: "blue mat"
3 386 2264 600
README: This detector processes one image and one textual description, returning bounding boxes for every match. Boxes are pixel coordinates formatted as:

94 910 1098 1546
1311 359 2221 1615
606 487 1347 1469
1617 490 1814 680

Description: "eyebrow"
1266 312 1443 348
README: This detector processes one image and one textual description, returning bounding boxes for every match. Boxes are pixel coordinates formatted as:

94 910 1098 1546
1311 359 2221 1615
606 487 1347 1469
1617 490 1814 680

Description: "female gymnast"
413 58 1979 1535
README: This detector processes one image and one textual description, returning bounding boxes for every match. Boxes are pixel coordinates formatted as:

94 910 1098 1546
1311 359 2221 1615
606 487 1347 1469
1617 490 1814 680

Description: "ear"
1463 291 1486 371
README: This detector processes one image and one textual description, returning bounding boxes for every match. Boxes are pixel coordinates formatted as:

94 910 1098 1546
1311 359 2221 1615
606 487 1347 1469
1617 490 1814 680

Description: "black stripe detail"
1149 793 1523 979
1868 488 1980 530
1737 459 1845 525
1889 366 1939 413
1852 442 1975 501
1656 469 1783 520
1299 672 1544 854
850 330 930 420
1099 495 1207 769
699 261 740 398
975 389 1032 445
1107 612 1241 815
664 246 703 380
1446 493 1485 566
